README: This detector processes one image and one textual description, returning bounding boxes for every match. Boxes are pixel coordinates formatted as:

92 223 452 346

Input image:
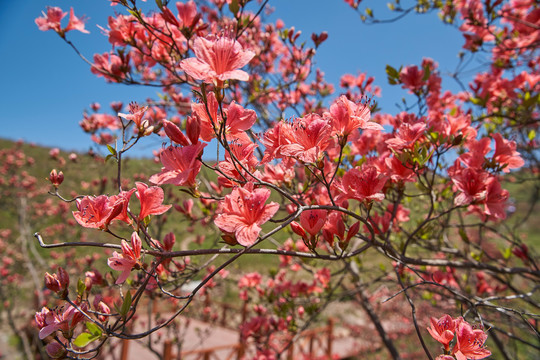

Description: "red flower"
214 183 279 246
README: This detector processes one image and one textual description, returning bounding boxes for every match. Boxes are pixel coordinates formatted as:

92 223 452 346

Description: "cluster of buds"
44 267 70 299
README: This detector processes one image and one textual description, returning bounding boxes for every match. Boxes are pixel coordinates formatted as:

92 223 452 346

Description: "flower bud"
186 115 201 144
96 301 111 322
35 307 50 329
46 341 67 359
290 221 306 238
163 120 190 145
49 169 64 187
44 272 61 292
57 267 70 289
163 232 176 251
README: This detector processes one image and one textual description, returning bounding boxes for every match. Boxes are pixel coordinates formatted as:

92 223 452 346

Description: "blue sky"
0 0 465 157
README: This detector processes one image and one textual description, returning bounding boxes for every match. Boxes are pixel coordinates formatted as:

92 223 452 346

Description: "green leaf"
155 0 163 9
73 332 100 348
77 279 86 297
503 247 512 260
528 129 536 141
86 322 102 337
459 228 469 243
385 65 399 79
106 144 117 157
120 291 132 318
229 0 240 15
143 215 151 226
469 97 483 105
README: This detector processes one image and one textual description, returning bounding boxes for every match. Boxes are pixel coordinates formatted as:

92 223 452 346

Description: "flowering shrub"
21 0 540 359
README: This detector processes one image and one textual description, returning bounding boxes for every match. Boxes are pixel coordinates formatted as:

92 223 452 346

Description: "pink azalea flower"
214 183 279 246
322 212 359 248
453 318 491 360
191 92 257 142
108 188 136 224
118 102 149 129
261 158 296 186
384 156 415 183
65 8 89 34
135 182 171 221
386 122 427 152
492 133 525 172
459 137 491 169
427 314 458 351
279 114 332 164
336 165 387 204
35 304 86 339
325 95 382 138
108 232 142 284
399 65 425 92
35 7 89 35
191 92 220 141
483 176 509 219
451 167 489 207
217 141 259 188
149 142 206 187
176 0 199 28
72 195 123 230
299 209 328 237
180 34 255 84
91 52 129 82
35 7 65 32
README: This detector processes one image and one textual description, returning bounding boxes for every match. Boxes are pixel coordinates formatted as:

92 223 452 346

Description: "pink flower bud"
44 272 61 292
163 232 176 251
290 221 306 238
161 7 180 26
49 169 64 187
46 341 66 359
186 115 200 144
57 267 69 289
163 120 189 146
96 301 111 322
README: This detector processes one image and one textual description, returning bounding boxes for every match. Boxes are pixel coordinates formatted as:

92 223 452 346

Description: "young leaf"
77 279 86 297
86 322 102 337
120 291 132 317
229 0 240 15
106 144 117 157
73 332 100 348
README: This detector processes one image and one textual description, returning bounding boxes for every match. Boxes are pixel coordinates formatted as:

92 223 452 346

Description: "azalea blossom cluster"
428 315 491 360
28 0 540 359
